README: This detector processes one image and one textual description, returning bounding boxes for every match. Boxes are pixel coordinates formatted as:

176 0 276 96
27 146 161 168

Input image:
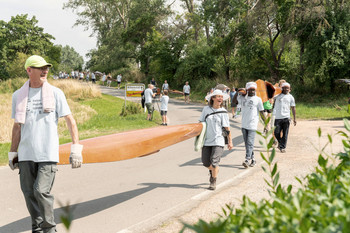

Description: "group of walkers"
7 55 297 233
142 79 191 125
199 80 296 190
56 70 97 83
101 73 123 88
57 70 124 87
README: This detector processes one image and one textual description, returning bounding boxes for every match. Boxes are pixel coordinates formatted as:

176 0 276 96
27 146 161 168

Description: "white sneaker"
242 160 249 168
249 160 256 167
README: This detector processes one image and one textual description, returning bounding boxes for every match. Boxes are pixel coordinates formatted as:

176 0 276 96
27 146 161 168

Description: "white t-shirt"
238 95 264 130
102 75 106 81
199 106 230 147
144 88 154 104
274 94 295 119
162 83 169 90
117 75 122 82
12 86 71 163
91 73 96 80
183 85 190 94
160 95 169 111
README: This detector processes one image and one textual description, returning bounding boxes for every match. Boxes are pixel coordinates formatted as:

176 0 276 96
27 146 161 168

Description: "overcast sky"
1 0 97 61
1 0 183 62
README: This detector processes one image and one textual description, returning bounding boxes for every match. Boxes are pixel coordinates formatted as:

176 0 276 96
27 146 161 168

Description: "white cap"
205 89 230 101
246 82 257 90
281 82 290 88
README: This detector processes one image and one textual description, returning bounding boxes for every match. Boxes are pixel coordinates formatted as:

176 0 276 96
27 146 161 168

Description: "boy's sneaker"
209 177 217 190
249 160 256 167
242 160 249 168
209 170 214 183
280 148 286 153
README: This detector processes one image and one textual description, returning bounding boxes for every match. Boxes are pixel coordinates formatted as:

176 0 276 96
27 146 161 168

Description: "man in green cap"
8 55 83 233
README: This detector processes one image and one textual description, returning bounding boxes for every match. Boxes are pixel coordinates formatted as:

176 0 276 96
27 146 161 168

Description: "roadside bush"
120 102 142 116
182 119 350 233
0 77 27 94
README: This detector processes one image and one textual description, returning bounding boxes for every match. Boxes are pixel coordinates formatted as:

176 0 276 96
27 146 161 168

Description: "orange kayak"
59 123 203 164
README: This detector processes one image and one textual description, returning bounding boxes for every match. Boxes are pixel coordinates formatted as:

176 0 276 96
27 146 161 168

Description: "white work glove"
69 144 83 168
8 152 19 170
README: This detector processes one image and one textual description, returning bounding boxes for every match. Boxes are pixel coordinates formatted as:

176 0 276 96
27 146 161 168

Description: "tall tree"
64 0 170 77
301 0 350 91
200 0 248 81
59 45 84 72
247 0 296 82
0 14 56 79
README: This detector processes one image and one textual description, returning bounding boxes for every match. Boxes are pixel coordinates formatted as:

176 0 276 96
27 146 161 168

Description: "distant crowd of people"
54 70 124 87
55 70 97 84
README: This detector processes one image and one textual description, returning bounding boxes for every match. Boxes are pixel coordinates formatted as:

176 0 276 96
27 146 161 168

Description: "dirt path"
151 120 345 232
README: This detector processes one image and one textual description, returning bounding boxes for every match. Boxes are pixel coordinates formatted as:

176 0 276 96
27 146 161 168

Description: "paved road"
0 86 256 233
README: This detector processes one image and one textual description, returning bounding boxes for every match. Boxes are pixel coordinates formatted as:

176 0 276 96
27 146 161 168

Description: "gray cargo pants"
241 128 256 160
19 161 57 233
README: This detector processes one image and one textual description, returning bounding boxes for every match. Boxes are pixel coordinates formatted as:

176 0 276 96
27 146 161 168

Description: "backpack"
141 91 145 108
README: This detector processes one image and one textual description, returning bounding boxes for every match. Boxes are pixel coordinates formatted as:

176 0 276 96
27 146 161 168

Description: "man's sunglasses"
30 66 50 71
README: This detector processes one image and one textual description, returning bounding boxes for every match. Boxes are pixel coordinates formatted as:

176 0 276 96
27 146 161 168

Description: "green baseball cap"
24 55 52 70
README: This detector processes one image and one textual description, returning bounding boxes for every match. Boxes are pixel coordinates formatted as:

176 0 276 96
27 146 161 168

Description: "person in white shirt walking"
9 55 83 233
273 82 296 153
117 74 122 89
160 90 170 125
199 90 233 190
162 80 169 93
237 82 265 168
183 81 191 104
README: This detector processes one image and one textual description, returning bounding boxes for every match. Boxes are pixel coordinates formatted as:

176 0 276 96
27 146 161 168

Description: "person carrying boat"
8 55 83 233
237 82 265 168
199 90 233 190
273 82 296 153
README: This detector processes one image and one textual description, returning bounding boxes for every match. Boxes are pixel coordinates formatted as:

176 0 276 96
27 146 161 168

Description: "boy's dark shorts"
264 109 273 113
160 110 167 116
201 146 224 168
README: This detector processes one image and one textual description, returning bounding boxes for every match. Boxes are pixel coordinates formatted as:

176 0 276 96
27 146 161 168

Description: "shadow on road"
0 182 205 233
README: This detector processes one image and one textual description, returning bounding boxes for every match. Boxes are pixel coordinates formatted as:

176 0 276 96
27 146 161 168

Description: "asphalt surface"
0 86 257 233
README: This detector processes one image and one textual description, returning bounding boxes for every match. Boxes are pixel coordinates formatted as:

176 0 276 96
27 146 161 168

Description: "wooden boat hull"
255 79 277 102
59 123 203 164
169 89 184 95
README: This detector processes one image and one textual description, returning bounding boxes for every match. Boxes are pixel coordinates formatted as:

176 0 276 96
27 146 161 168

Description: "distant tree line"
64 0 350 94
0 14 84 79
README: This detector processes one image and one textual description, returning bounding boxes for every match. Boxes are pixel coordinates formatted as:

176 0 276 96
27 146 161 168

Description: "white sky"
1 0 184 63
1 0 97 61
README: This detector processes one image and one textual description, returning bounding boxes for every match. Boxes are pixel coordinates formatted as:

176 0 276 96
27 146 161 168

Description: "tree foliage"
65 0 350 94
59 45 84 72
0 14 57 79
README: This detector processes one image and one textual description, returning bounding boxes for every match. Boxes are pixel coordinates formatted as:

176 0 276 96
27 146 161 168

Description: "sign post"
125 83 145 112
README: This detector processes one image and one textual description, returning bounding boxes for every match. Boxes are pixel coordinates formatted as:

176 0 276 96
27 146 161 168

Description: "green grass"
297 102 350 120
0 94 160 165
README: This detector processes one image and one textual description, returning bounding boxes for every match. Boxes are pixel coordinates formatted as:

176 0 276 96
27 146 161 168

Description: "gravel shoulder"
151 120 345 232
